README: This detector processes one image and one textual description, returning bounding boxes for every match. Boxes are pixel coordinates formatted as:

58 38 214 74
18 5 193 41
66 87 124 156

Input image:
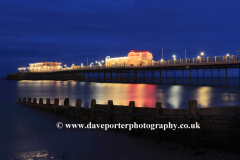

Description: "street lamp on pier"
173 55 176 60
226 53 229 61
200 52 204 62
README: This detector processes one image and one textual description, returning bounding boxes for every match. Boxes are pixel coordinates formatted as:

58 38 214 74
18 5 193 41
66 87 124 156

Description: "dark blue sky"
1 0 240 76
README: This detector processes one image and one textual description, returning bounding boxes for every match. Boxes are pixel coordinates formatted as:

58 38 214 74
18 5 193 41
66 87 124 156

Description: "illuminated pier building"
105 50 153 67
29 62 62 72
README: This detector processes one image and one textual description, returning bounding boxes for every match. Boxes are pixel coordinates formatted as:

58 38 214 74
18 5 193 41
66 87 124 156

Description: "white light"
173 55 176 58
197 56 200 58
139 58 141 60
95 61 97 63
201 52 204 56
102 60 104 63
226 54 229 56
72 64 74 66
161 59 163 61
18 67 26 70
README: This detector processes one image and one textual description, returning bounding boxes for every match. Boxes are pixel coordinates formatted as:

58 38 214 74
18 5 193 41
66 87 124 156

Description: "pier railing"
25 55 240 73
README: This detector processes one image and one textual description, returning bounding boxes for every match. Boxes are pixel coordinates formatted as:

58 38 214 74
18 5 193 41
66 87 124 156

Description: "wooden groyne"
17 97 240 152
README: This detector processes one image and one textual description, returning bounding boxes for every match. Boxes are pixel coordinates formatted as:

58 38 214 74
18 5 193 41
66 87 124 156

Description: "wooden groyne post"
16 97 240 153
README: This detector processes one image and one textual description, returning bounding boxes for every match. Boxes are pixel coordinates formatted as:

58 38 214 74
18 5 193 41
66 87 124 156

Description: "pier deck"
7 57 240 86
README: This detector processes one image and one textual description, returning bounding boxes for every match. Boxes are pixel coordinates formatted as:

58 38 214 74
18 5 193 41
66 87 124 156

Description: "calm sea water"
0 77 240 159
12 77 240 108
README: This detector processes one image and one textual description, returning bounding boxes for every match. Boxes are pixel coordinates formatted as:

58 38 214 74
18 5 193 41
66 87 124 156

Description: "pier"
7 55 240 86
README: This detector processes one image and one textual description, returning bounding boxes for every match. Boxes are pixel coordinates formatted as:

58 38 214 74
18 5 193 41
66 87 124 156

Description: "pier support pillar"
110 71 112 83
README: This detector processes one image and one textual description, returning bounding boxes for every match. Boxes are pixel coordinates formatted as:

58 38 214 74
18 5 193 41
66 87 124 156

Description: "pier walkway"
7 55 240 86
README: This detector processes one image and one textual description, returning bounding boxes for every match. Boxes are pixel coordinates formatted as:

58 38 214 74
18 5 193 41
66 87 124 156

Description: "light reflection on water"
196 87 213 108
168 86 183 109
1 78 240 158
14 150 48 159
16 80 240 109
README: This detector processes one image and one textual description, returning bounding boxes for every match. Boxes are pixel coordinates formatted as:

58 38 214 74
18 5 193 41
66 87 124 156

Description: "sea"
0 77 240 159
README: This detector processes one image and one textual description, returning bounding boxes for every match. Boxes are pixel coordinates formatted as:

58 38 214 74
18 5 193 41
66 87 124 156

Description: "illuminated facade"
105 50 153 67
29 62 62 72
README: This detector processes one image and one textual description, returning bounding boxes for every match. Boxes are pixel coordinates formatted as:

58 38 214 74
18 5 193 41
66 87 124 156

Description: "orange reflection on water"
127 84 157 108
92 83 130 106
93 83 157 108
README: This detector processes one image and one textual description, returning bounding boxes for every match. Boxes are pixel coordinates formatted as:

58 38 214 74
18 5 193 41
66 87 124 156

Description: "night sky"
1 0 240 76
